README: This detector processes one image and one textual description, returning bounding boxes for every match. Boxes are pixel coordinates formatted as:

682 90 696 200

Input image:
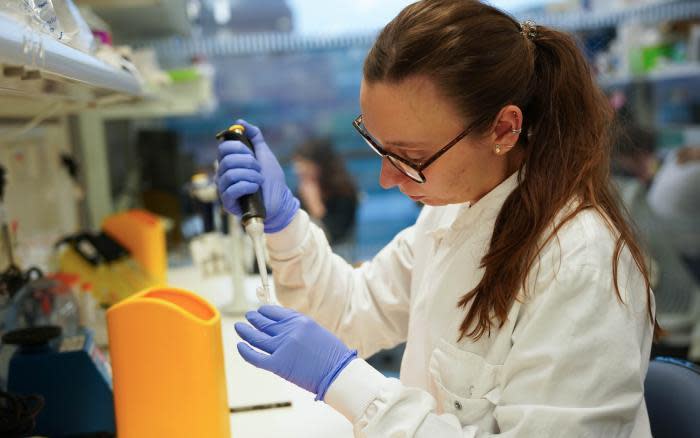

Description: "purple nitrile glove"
235 305 357 401
216 119 300 233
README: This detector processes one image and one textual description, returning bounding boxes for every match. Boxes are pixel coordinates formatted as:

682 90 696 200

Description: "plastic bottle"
46 273 80 337
80 281 108 346
78 282 97 329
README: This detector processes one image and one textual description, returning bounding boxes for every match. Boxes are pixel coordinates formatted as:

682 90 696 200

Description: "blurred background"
0 1 699 435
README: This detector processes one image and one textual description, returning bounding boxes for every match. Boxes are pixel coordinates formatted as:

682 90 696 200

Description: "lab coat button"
468 385 474 396
454 400 462 410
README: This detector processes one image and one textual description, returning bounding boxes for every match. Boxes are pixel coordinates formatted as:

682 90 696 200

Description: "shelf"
76 0 161 7
0 12 143 114
94 75 215 119
148 31 378 64
76 0 190 42
598 63 700 88
527 1 700 32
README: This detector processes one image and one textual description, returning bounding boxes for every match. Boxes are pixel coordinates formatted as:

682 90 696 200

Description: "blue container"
5 326 115 436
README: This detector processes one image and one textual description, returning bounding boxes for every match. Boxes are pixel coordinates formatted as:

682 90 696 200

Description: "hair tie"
520 20 537 41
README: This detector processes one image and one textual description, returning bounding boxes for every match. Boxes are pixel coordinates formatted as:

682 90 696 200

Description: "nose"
379 158 404 189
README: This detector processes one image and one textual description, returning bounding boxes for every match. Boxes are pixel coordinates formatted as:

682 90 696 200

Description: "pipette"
216 124 271 304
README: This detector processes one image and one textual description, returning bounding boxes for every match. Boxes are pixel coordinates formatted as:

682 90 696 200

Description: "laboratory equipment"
188 171 250 314
189 172 221 236
2 276 79 337
107 286 230 438
55 230 156 305
3 325 115 436
77 281 102 341
102 209 167 284
0 164 43 303
216 124 272 304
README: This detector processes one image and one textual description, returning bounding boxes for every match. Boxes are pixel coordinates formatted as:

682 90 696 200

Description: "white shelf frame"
0 12 142 100
598 63 700 88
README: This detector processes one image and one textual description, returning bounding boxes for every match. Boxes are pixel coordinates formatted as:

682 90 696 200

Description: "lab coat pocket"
429 339 502 429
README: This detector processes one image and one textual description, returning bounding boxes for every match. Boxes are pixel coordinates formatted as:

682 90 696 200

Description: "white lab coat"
266 172 654 437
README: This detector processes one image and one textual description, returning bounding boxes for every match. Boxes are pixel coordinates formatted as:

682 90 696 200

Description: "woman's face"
359 76 520 206
293 157 319 183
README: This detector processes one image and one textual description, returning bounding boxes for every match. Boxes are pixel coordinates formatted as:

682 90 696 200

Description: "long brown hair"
364 0 660 340
294 137 358 202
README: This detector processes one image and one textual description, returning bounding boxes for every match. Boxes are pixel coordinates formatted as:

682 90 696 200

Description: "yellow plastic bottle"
107 287 230 437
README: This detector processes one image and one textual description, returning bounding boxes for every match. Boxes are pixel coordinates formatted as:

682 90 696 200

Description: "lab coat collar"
426 171 521 239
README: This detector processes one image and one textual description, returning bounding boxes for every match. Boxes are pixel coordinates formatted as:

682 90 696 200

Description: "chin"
403 193 447 206
418 198 445 206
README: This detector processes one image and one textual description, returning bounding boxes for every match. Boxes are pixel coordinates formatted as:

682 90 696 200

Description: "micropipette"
216 124 271 304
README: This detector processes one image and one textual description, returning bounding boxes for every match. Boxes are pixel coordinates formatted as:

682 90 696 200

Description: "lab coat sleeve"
266 209 416 358
323 260 652 437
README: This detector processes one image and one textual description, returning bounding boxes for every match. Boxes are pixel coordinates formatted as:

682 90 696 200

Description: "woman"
215 0 658 436
292 138 358 250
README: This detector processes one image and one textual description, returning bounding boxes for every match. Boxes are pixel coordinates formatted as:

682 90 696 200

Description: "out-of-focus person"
647 145 700 278
612 123 658 185
612 124 699 359
292 138 358 259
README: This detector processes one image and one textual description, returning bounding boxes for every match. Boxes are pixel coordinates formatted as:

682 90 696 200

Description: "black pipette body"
215 125 266 224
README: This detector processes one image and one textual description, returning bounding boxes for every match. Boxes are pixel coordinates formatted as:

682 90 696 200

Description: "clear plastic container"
2 276 79 337
1 0 65 40
79 281 97 328
33 0 62 37
46 274 80 337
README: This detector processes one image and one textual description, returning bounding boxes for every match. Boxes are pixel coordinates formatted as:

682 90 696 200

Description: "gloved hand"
235 305 357 401
216 119 300 233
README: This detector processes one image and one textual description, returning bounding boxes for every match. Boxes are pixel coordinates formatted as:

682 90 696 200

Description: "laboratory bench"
166 265 353 438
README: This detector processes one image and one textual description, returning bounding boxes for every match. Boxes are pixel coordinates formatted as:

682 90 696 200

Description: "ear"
490 105 523 155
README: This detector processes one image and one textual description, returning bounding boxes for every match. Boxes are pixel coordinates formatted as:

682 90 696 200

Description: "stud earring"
495 144 502 154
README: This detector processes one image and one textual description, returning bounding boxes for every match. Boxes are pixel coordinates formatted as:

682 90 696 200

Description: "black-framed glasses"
352 114 472 183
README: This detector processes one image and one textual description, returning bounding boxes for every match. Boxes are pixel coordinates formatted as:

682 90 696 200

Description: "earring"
495 144 502 154
511 128 522 134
